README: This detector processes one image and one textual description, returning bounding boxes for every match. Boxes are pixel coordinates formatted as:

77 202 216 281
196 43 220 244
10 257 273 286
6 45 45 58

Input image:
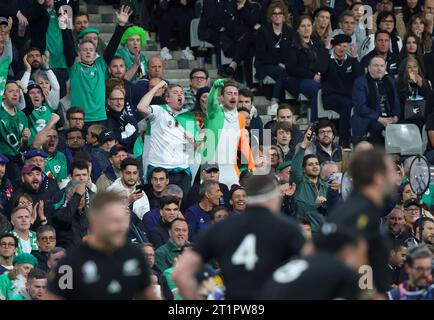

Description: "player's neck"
87 235 119 254
360 186 384 207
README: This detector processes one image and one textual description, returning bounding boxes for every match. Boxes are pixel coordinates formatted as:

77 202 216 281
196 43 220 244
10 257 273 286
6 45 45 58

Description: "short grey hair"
199 180 219 199
161 184 183 199
406 245 433 266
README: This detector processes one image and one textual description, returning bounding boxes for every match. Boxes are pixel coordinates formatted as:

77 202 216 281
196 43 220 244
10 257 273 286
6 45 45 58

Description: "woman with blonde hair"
312 6 333 45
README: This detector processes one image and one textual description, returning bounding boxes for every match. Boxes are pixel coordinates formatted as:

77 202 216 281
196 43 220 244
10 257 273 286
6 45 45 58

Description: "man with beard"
0 81 30 179
41 129 67 184
138 81 200 197
63 127 90 168
96 145 129 193
229 185 247 215
13 164 57 229
291 128 329 234
303 120 342 166
414 217 434 246
329 148 397 296
388 245 434 300
45 191 156 300
19 48 43 78
202 79 254 188
107 158 150 221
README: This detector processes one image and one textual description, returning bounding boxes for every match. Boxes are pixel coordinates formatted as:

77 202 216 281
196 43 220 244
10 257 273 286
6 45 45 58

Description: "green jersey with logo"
28 103 53 143
46 9 67 69
69 57 107 122
0 105 28 156
44 150 68 183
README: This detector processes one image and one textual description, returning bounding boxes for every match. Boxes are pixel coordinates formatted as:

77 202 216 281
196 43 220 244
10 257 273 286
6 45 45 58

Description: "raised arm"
58 12 76 67
206 79 224 117
290 127 313 184
137 80 167 116
103 5 131 64
32 113 60 149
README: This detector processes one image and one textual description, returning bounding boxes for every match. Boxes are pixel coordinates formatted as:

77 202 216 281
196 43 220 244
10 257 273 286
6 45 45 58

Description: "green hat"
78 28 100 40
13 253 38 267
277 161 292 172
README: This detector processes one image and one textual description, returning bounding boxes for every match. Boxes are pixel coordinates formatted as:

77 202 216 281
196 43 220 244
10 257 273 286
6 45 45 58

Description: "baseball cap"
23 149 48 160
27 82 43 93
78 27 100 39
0 153 9 164
110 144 128 157
22 164 42 175
201 162 219 172
99 130 116 145
403 198 421 209
195 265 218 283
0 17 8 26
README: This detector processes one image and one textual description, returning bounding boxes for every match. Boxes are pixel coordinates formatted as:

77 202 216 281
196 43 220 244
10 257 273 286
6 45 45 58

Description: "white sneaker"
268 103 279 116
160 47 172 60
182 47 195 61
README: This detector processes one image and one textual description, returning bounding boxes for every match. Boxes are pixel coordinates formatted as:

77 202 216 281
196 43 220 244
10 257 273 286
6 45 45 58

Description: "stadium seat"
317 89 340 120
385 124 423 156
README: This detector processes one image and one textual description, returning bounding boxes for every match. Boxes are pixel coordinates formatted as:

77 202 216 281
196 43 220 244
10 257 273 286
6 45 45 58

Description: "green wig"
120 26 148 48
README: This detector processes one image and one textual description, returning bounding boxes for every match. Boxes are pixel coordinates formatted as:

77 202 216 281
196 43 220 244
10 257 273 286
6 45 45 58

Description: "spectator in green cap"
0 252 38 300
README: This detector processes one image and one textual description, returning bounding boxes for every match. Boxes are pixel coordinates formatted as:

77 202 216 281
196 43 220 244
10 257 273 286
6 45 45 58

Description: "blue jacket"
352 75 401 122
184 203 212 233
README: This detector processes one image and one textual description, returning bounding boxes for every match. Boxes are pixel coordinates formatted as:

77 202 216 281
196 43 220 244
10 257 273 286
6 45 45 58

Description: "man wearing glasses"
183 68 209 111
0 233 18 275
31 225 57 272
388 245 434 300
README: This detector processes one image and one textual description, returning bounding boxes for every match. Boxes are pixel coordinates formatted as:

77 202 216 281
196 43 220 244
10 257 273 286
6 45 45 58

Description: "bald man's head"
147 57 164 79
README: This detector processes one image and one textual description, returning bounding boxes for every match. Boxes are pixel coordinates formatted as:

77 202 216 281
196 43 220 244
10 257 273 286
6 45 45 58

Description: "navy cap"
27 82 43 93
196 264 218 283
0 153 9 164
23 149 48 159
99 130 116 144
0 17 8 26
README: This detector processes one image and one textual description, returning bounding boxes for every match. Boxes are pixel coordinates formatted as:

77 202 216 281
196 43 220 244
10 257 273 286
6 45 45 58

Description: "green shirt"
162 267 183 300
46 9 67 69
28 104 53 143
155 240 181 273
115 47 148 83
0 104 28 156
44 150 68 183
0 273 13 300
69 57 107 122
12 230 39 255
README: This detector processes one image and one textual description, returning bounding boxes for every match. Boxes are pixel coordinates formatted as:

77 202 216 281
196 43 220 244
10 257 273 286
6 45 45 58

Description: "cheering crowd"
0 0 434 300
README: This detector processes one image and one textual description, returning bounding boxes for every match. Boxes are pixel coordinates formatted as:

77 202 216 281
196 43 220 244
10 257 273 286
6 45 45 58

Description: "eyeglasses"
39 236 56 242
0 242 16 248
318 129 333 135
191 76 207 81
272 11 284 16
414 266 432 274
70 117 84 121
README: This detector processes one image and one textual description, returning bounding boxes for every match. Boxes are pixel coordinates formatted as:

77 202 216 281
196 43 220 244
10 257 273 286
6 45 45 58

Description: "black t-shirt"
258 252 360 300
425 113 434 152
48 242 151 300
193 206 306 300
328 192 391 293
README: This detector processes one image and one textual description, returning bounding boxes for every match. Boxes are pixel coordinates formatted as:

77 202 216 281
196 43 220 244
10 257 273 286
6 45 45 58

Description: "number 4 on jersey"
231 234 258 271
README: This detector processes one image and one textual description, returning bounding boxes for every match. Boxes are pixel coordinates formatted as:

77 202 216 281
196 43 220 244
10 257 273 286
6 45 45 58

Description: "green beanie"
13 253 38 267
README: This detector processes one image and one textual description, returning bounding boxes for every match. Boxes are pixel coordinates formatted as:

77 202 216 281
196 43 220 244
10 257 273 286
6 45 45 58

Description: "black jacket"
52 193 88 250
198 0 229 40
12 178 60 230
284 37 329 96
223 1 262 40
148 220 171 249
31 250 49 272
255 22 294 80
322 55 363 98
26 0 79 53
